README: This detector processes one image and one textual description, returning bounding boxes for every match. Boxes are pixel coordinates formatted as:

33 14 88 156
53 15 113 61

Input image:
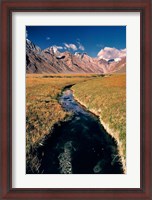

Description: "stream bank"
35 86 123 174
72 90 126 173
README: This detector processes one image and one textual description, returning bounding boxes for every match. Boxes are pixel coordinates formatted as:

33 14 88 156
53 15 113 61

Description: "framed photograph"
1 0 151 199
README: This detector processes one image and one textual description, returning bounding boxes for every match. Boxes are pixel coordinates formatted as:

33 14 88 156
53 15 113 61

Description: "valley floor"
72 74 126 171
26 73 126 173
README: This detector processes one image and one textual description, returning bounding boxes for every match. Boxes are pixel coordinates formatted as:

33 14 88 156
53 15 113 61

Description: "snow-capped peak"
26 39 41 52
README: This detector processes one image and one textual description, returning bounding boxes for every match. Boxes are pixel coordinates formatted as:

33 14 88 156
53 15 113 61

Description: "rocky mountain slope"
26 39 126 74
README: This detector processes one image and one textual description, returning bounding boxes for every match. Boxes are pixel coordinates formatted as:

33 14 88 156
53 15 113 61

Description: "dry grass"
72 74 126 167
26 74 94 172
26 73 126 172
26 73 99 78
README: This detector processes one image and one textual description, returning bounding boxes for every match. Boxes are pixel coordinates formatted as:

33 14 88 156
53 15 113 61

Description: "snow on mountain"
26 39 41 53
74 52 88 59
115 58 121 62
43 46 61 55
26 39 126 74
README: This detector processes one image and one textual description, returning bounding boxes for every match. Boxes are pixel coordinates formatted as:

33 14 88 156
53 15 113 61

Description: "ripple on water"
64 141 73 151
93 165 102 173
58 141 73 174
93 160 106 173
38 89 123 174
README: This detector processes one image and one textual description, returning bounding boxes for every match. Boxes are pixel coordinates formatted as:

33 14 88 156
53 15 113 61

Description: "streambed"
38 87 123 174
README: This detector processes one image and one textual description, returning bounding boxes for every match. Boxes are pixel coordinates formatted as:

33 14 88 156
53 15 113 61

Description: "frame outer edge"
1 1 9 199
0 0 151 199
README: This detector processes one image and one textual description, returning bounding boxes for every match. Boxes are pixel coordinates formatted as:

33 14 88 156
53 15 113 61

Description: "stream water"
38 87 123 174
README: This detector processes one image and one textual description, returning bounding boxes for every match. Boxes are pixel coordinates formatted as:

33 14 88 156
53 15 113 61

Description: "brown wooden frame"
0 0 151 199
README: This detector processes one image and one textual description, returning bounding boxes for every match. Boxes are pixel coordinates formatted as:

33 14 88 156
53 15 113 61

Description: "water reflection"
38 88 123 174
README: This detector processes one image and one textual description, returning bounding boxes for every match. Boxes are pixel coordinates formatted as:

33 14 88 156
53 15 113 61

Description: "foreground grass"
26 73 126 172
26 74 94 172
72 74 126 171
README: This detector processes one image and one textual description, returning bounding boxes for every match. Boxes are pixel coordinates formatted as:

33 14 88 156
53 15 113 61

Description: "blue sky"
26 26 126 57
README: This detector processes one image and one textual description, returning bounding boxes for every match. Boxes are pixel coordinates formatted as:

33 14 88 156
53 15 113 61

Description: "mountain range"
26 39 126 74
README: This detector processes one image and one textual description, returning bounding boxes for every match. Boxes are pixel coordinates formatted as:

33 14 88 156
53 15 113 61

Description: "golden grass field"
72 74 126 169
26 73 126 172
26 74 94 172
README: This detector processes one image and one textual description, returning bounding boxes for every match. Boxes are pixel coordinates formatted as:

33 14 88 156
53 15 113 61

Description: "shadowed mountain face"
26 39 126 74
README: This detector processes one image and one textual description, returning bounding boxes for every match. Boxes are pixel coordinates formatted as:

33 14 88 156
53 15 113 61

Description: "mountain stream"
38 86 123 174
